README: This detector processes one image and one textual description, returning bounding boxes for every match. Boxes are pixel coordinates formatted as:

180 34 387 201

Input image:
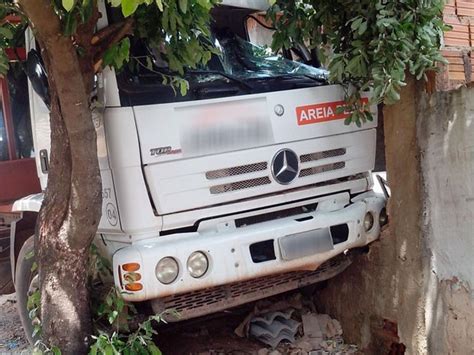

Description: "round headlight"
379 208 388 226
155 257 179 284
187 251 209 278
364 212 375 232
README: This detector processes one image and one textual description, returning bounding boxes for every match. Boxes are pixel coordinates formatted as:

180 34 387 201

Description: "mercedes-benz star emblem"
272 149 299 185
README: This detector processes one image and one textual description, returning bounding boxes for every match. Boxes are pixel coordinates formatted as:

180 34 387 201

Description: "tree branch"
92 17 134 71
91 19 128 45
75 2 100 93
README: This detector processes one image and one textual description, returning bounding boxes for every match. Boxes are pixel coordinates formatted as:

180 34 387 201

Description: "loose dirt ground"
0 292 356 354
0 294 29 354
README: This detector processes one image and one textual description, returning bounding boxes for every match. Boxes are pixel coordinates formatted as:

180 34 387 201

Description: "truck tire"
15 236 37 345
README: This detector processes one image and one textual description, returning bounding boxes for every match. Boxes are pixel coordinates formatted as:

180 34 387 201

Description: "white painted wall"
419 88 474 288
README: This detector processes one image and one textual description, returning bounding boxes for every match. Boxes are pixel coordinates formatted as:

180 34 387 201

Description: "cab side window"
0 66 34 162
8 68 33 159
0 109 8 161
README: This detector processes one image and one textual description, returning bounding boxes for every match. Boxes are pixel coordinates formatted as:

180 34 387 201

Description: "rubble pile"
235 293 358 355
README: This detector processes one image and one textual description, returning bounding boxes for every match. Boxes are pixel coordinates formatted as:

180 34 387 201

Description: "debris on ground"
249 310 300 348
0 293 29 354
235 292 358 354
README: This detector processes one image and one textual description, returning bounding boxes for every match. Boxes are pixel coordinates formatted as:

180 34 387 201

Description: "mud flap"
0 227 14 295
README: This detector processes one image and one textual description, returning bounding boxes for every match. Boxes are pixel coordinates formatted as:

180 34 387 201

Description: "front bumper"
113 192 386 302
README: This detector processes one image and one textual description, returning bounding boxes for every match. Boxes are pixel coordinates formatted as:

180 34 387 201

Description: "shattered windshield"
213 31 328 81
133 29 328 82
118 28 328 106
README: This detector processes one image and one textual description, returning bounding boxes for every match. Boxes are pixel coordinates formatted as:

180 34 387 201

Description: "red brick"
470 23 474 46
448 63 466 72
445 37 471 47
445 4 456 15
444 15 463 25
445 30 470 40
448 71 466 80
457 1 474 17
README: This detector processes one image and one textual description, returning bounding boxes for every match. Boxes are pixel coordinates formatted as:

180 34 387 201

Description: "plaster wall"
417 86 474 355
315 80 473 354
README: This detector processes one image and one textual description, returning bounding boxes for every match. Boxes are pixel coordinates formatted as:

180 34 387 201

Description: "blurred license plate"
279 228 334 261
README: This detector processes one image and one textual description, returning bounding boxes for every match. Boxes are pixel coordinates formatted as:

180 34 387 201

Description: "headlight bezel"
364 211 375 232
155 257 179 285
187 251 209 279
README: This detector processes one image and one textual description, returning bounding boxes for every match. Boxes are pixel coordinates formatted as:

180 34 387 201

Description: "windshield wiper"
303 74 329 83
186 70 253 91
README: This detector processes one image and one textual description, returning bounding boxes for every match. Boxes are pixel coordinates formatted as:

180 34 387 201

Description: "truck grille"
206 162 268 180
299 147 347 178
300 148 346 163
208 147 349 194
145 129 375 214
299 161 346 178
156 254 351 321
210 176 271 195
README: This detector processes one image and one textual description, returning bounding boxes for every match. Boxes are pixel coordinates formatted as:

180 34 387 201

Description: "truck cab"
5 0 386 325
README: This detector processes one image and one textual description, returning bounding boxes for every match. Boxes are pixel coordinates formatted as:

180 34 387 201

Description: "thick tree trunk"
18 1 102 353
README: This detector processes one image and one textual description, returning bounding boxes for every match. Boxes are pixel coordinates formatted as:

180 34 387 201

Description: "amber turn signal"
122 263 140 272
125 283 143 292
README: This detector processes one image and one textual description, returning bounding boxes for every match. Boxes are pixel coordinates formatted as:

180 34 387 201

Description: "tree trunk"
18 1 102 353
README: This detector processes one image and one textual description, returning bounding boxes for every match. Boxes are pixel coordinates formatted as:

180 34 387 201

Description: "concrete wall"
417 85 474 354
315 80 474 354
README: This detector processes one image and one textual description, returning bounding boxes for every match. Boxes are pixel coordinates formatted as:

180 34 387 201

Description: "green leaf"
351 17 363 31
179 80 188 96
122 0 139 17
0 27 14 40
89 344 98 355
32 324 42 338
51 346 62 355
365 110 374 122
147 343 162 355
62 0 75 11
358 21 368 35
156 0 164 11
104 345 114 355
179 0 187 13
25 250 35 260
63 12 78 36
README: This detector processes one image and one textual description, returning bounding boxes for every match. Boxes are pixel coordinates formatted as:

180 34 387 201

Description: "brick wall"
440 0 474 89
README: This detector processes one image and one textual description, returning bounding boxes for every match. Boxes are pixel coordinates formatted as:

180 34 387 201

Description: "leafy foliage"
0 2 27 74
51 0 220 93
102 37 131 69
89 284 174 355
268 0 449 125
89 313 165 355
88 246 172 355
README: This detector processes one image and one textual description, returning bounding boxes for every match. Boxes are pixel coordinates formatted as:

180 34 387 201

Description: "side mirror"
26 49 50 109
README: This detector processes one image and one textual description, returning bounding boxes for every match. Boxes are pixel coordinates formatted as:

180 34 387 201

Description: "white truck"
3 0 386 337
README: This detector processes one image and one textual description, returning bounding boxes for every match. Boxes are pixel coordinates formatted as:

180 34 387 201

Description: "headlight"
379 208 388 226
364 212 375 232
187 251 209 278
155 257 179 284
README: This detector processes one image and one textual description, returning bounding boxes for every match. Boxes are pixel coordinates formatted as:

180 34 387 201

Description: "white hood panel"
134 85 377 215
